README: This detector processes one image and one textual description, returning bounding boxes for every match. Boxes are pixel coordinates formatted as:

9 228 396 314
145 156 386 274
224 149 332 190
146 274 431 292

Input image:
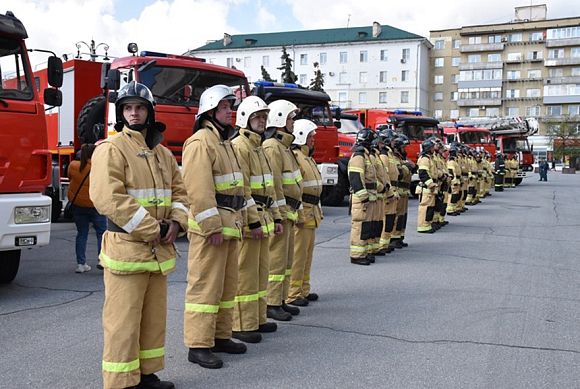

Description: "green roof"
190 24 424 53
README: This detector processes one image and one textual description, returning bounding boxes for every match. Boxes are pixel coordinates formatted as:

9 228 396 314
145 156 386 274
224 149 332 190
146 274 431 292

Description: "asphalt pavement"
1 171 580 389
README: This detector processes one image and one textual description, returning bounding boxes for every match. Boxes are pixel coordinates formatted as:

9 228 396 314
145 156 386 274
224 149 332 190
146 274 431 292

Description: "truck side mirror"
335 107 342 120
108 90 118 104
44 88 62 107
105 69 121 91
47 56 63 88
334 120 342 129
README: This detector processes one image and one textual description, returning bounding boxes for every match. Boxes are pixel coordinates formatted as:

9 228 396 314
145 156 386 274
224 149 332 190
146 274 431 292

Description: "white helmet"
236 96 269 128
197 84 236 118
292 119 317 146
267 100 298 128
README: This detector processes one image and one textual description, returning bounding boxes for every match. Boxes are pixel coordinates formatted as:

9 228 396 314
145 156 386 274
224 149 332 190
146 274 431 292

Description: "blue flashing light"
254 80 298 88
393 109 422 116
140 51 168 57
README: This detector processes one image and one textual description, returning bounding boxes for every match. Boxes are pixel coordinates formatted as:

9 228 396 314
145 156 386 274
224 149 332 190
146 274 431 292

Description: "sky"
3 0 580 66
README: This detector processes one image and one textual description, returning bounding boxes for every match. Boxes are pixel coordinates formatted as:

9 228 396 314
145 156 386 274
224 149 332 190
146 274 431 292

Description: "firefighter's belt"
285 196 302 210
461 173 468 176
216 194 246 210
302 194 320 205
366 182 377 190
107 219 127 233
397 181 410 189
253 194 274 208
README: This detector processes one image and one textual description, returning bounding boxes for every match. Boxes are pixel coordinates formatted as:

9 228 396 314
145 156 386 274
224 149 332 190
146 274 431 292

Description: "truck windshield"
0 37 33 101
503 138 530 152
403 123 439 141
295 103 333 126
139 65 248 107
339 118 364 134
460 131 491 144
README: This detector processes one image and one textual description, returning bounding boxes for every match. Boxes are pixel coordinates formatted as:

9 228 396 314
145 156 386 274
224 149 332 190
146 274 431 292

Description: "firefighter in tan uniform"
368 138 386 259
416 138 438 233
446 143 463 216
231 96 281 344
431 138 449 230
91 82 188 389
377 130 399 254
507 154 519 188
465 148 479 205
183 85 247 369
263 100 303 321
391 135 412 248
348 128 377 265
287 119 323 306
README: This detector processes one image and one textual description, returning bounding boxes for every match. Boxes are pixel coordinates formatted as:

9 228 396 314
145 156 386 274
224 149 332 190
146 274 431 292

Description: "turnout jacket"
293 145 323 229
380 147 400 198
90 127 189 275
417 153 437 192
371 149 387 198
182 120 244 240
348 145 377 203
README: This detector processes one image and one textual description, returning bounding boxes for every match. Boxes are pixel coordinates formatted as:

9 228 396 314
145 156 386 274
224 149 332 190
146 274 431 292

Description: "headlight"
326 166 338 175
14 206 51 224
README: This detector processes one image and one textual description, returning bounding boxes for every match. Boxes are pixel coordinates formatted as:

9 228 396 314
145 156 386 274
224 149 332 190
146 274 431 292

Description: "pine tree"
260 65 275 82
309 62 325 92
277 46 298 84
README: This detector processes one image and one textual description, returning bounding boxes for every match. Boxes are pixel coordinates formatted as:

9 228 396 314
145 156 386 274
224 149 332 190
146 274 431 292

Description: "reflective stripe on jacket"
348 146 377 203
293 145 323 229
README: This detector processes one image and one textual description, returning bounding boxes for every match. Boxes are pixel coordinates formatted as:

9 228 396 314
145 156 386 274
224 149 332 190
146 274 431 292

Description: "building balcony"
459 62 503 70
545 37 580 47
458 80 503 89
457 98 502 107
502 96 542 101
543 95 580 104
460 43 504 53
544 57 580 67
503 77 543 83
505 57 523 64
540 115 580 123
545 76 580 85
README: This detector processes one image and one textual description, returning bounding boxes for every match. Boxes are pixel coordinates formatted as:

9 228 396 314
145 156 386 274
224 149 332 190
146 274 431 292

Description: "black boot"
188 348 223 369
211 338 247 354
267 305 292 321
306 293 319 301
232 331 262 343
134 374 174 389
350 257 370 266
366 254 376 263
288 298 309 307
391 239 403 249
375 250 386 256
282 302 300 315
258 322 278 332
400 238 409 247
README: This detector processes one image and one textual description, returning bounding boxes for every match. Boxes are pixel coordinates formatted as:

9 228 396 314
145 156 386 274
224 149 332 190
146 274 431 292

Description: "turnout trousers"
417 190 436 232
233 236 270 332
380 197 398 249
267 219 294 306
102 270 167 389
447 183 462 213
350 200 373 259
393 195 409 239
288 226 316 302
184 234 240 348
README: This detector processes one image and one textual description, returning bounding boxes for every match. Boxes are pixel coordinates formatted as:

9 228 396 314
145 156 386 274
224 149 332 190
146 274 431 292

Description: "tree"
260 65 275 82
547 116 580 168
277 46 297 84
308 62 325 92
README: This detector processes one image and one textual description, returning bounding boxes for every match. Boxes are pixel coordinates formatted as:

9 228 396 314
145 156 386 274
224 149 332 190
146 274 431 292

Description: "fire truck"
0 11 63 283
35 48 251 220
251 81 340 205
438 122 496 157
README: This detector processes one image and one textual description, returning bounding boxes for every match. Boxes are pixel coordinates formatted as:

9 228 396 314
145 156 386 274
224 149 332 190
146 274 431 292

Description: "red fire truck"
35 48 250 220
0 11 63 283
438 122 496 157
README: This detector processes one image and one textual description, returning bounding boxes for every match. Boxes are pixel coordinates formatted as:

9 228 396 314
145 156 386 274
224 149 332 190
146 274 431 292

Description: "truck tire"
514 178 522 186
0 250 21 284
321 185 347 206
77 95 106 144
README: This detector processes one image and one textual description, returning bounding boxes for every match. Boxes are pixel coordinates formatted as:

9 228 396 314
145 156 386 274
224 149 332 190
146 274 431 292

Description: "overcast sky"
4 0 580 66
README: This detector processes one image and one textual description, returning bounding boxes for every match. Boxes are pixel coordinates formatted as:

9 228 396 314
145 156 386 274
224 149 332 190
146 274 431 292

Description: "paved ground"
1 172 580 388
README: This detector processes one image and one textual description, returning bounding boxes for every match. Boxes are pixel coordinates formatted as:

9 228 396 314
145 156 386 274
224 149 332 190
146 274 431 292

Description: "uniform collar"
240 128 263 146
298 144 310 156
274 130 295 147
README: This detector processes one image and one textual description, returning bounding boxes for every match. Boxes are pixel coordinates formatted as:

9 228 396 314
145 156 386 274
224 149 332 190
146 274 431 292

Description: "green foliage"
547 117 580 160
260 65 275 82
308 62 325 92
277 46 298 84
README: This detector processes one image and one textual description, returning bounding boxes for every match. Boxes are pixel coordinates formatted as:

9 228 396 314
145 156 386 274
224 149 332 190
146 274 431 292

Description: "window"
400 91 409 103
450 109 459 119
527 50 543 60
401 70 409 82
507 52 522 61
339 72 348 84
339 52 348 63
453 39 461 49
434 75 444 84
433 92 443 101
507 107 519 116
380 49 388 61
486 107 499 117
434 40 445 49
572 47 580 58
434 109 443 119
506 89 520 98
338 92 348 108
569 105 580 116
226 57 234 68
450 91 458 101
488 53 501 62
360 50 368 62
358 92 367 104
548 49 564 59
546 106 562 116
509 33 523 42
244 56 251 67
547 26 580 40
528 69 541 79
452 57 461 66
320 52 327 65
300 54 308 65
262 56 269 67
468 54 481 63
402 48 410 61
527 106 541 116
379 71 388 83
507 70 520 80
489 35 502 43
527 88 541 97
468 36 482 44
468 108 480 117
299 74 307 85
434 58 444 67
379 92 387 103
359 72 368 84
549 68 563 77
530 32 543 41
451 74 459 83
572 67 580 76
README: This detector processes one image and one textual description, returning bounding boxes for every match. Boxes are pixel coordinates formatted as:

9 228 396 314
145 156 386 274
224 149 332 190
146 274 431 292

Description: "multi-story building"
430 4 580 135
187 22 432 112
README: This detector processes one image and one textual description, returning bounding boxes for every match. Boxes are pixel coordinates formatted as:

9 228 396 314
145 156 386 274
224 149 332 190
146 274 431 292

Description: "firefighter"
90 81 188 389
377 129 399 253
475 150 486 200
368 137 386 259
457 145 469 213
348 128 378 265
230 96 281 344
391 135 412 248
483 152 494 196
287 119 323 305
465 148 479 205
446 143 462 216
504 154 514 188
494 153 506 192
183 85 247 369
263 100 303 320
431 137 449 230
416 138 438 233
508 154 519 188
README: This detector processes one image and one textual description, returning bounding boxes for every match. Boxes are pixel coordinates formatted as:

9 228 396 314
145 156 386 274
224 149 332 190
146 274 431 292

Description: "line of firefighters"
348 129 522 265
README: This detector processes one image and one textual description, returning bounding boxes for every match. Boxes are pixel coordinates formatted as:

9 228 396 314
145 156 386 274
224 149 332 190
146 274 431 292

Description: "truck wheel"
321 185 346 206
514 178 522 186
78 95 106 144
0 250 21 284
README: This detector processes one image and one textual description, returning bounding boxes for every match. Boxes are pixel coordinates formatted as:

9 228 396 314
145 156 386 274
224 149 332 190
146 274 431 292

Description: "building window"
488 53 501 62
451 74 459 83
450 109 459 119
226 57 234 68
529 31 544 41
468 36 482 44
569 105 580 116
262 56 269 67
359 92 367 104
528 69 541 79
453 39 461 49
379 92 387 103
450 91 458 101
506 89 520 98
434 109 443 119
400 91 409 103
339 72 348 84
380 49 388 61
507 107 519 116
468 54 481 63
488 35 502 43
433 92 443 101
320 52 327 65
548 49 564 59
468 108 480 117
527 88 541 97
360 50 368 62
434 75 444 84
451 57 461 66
299 74 308 85
527 50 543 60
434 58 444 67
507 70 520 80
401 70 409 82
339 52 348 63
486 107 499 117
572 47 580 58
434 40 445 49
402 48 410 61
507 52 522 61
300 54 308 65
548 26 580 40
338 92 348 108
359 72 368 84
244 57 251 68
572 67 580 76
379 71 388 83
509 33 523 42
527 106 541 116
549 68 564 77
546 106 562 116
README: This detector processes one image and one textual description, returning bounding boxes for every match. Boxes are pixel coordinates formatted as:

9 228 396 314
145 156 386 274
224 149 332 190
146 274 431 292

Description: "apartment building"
187 22 432 113
430 4 580 135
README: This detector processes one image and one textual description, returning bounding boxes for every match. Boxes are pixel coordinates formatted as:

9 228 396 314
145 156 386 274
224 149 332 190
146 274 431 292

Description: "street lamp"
75 39 110 61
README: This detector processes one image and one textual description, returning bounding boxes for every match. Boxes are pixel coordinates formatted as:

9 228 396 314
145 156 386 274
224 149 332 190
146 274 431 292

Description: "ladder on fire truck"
441 117 539 136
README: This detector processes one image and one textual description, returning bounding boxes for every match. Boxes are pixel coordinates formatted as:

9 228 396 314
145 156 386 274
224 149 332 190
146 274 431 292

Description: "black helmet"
355 128 375 148
421 138 436 153
377 129 395 143
449 142 460 154
115 81 158 131
392 135 409 150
